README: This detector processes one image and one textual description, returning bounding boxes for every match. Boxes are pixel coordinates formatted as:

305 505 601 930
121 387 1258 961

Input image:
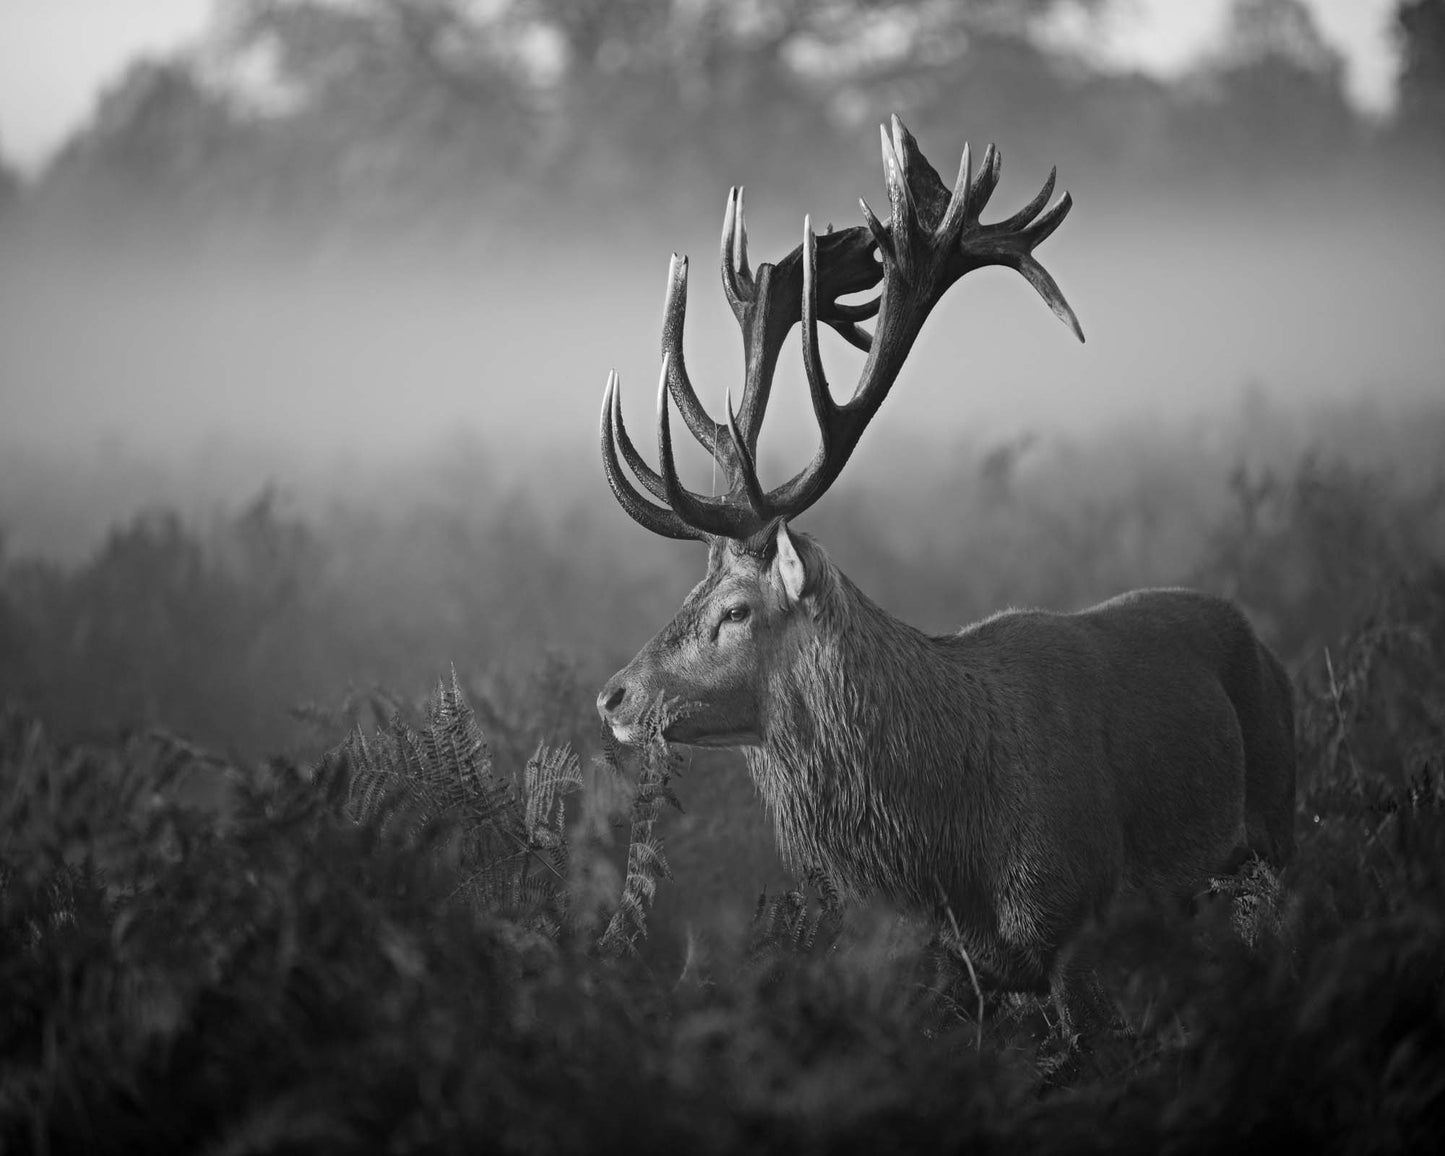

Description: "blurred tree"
212 0 537 233
37 58 260 242
1221 0 1343 74
20 0 1387 246
1188 0 1357 168
1395 0 1445 144
209 1 1114 216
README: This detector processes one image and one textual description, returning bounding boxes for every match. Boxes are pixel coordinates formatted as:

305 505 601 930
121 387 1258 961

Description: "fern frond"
325 673 577 937
595 708 683 958
524 742 583 842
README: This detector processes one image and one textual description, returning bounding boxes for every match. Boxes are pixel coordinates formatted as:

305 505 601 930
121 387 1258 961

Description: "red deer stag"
595 117 1296 1035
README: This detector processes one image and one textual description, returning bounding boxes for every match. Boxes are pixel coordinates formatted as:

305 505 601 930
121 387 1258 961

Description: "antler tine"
968 143 1002 221
1020 186 1072 247
994 166 1056 233
610 376 668 501
656 353 758 539
1017 249 1085 342
720 188 754 317
720 189 740 310
936 140 972 244
661 254 725 456
655 353 699 525
828 297 881 324
600 372 703 541
880 125 917 283
800 215 839 450
734 186 751 280
724 388 769 518
859 196 895 266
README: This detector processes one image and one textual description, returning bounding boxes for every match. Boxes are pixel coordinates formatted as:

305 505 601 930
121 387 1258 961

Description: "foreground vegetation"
2 422 1444 1151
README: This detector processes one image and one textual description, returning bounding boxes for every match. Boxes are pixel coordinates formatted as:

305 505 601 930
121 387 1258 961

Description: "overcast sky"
0 0 1403 173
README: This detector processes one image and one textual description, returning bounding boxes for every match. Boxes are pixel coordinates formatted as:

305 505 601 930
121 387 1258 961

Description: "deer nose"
597 680 626 720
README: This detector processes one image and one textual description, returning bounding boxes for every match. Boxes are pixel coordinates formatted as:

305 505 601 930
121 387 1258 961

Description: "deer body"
593 118 1297 1031
740 540 1294 993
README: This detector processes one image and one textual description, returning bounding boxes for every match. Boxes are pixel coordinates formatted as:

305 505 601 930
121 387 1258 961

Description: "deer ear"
775 521 808 604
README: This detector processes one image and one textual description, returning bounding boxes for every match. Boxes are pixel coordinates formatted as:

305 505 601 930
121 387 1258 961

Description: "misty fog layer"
3 0 1444 559
3 173 1442 558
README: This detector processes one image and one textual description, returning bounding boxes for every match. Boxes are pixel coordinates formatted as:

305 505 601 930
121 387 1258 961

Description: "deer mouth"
605 715 759 750
606 720 648 747
685 730 762 749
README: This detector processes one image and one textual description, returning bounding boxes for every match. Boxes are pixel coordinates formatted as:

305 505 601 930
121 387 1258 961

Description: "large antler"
601 115 1083 543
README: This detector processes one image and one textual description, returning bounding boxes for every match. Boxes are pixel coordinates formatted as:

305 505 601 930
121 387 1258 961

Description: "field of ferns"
2 398 1443 1153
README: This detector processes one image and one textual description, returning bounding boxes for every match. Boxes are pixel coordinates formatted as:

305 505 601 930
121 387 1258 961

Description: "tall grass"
2 414 1443 1150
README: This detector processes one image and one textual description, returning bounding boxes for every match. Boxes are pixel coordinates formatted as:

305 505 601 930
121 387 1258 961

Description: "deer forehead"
686 568 760 613
709 544 790 597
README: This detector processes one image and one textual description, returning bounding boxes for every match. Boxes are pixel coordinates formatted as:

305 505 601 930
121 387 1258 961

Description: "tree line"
1 0 1442 249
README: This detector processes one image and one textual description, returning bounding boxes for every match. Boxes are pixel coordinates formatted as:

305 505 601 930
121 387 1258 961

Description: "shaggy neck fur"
742 551 1008 921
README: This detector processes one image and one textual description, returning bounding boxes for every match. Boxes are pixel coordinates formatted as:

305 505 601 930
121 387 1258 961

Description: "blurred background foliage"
0 0 1440 249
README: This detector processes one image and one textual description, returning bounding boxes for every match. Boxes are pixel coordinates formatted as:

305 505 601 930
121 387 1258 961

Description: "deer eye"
724 605 751 624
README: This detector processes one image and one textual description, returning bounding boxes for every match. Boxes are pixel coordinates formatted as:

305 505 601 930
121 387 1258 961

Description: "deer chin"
676 730 761 749
661 715 762 748
605 721 649 747
605 719 758 749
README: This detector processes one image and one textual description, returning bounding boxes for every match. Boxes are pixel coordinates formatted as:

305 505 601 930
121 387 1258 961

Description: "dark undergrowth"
2 444 1444 1152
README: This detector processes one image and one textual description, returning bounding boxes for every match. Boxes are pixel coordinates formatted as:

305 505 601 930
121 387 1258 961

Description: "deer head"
596 116 1082 746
